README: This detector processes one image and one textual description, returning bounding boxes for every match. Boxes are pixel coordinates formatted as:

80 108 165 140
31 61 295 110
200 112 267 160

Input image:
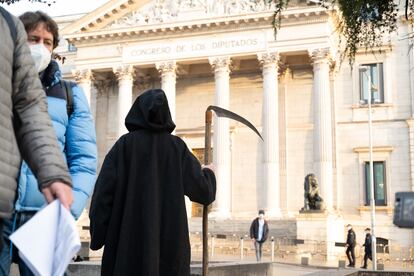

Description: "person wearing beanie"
249 210 269 261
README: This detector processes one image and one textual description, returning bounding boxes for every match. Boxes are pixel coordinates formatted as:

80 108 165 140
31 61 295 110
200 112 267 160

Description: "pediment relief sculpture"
107 0 275 29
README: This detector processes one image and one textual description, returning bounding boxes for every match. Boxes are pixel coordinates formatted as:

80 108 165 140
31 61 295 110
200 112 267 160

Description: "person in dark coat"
0 6 72 260
249 210 269 261
89 89 216 276
361 227 372 269
345 224 356 267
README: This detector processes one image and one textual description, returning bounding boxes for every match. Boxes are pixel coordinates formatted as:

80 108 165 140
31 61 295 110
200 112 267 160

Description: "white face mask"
29 43 51 73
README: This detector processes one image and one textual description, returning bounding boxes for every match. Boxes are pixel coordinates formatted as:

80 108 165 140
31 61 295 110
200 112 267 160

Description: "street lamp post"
360 66 377 270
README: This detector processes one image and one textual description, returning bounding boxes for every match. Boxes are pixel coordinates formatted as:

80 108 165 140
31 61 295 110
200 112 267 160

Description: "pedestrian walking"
345 224 356 267
0 6 72 272
361 227 372 269
250 210 269 262
0 11 97 276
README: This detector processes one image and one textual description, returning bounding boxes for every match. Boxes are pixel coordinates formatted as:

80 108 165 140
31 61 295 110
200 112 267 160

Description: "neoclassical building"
54 0 413 255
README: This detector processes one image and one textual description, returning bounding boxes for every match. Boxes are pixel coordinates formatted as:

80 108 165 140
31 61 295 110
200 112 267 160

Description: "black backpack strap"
61 80 74 118
0 7 17 44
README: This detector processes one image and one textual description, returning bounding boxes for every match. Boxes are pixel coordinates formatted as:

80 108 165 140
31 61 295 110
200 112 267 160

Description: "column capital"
209 56 231 73
72 69 93 83
257 52 279 68
94 79 115 93
156 61 177 75
308 47 333 64
113 65 135 81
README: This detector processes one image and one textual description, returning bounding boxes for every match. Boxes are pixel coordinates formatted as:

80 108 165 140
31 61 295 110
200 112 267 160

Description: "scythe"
202 105 263 276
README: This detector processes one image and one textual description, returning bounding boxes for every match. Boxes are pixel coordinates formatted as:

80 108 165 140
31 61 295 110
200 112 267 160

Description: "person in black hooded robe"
89 89 216 276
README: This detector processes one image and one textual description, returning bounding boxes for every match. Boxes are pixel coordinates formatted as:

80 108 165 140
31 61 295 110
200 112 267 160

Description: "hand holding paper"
9 200 81 276
42 182 73 210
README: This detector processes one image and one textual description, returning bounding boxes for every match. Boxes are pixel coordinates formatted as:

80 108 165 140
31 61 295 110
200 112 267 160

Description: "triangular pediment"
62 0 318 35
61 0 152 35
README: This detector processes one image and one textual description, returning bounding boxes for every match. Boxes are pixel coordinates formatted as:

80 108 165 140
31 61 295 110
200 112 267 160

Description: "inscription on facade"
124 36 264 62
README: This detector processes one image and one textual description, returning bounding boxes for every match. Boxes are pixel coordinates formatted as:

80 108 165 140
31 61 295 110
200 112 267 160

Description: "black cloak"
89 89 216 276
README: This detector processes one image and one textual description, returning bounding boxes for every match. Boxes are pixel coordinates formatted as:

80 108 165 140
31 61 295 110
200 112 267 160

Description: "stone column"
156 61 177 123
258 52 281 217
73 69 93 107
280 67 291 213
113 65 134 137
209 56 231 218
310 48 334 211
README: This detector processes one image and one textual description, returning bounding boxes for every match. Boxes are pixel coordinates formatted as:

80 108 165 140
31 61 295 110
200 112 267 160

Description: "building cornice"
64 7 330 45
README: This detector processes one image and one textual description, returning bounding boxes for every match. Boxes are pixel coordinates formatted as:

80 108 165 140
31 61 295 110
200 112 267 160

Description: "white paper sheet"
10 200 81 276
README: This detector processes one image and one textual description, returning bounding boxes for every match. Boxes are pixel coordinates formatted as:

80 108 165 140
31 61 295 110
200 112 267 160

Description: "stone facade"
55 0 414 253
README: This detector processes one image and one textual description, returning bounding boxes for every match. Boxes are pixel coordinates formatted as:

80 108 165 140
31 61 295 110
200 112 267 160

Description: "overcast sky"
1 0 111 17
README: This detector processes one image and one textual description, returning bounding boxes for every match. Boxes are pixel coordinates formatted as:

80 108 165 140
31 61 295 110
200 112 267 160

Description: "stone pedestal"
296 212 344 261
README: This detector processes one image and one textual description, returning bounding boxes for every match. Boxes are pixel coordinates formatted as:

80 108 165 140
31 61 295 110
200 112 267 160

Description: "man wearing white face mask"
0 11 97 276
29 42 52 73
250 210 269 262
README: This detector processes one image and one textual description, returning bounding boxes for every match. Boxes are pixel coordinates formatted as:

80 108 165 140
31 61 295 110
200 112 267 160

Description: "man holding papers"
0 6 72 258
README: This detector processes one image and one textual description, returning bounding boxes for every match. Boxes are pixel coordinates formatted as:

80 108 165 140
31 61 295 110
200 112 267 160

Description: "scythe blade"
202 105 262 276
207 105 263 141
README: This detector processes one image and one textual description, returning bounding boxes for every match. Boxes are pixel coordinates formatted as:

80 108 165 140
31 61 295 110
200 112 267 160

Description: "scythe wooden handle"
202 110 212 276
201 106 261 275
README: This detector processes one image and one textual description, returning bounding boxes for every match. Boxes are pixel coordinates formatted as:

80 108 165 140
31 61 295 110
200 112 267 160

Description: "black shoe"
360 266 367 269
347 264 355 267
73 255 84 262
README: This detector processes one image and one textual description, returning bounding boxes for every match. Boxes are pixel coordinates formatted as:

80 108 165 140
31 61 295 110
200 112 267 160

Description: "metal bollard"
240 237 244 260
271 237 275 262
210 235 215 258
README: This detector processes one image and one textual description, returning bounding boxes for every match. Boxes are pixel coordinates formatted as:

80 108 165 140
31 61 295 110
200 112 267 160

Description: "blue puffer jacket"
15 60 97 219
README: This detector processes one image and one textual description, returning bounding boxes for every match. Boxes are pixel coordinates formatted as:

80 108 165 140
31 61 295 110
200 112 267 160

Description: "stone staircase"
75 215 298 261
188 218 298 259
188 217 297 239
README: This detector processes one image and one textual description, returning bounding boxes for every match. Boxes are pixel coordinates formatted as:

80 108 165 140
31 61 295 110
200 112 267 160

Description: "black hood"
125 89 176 133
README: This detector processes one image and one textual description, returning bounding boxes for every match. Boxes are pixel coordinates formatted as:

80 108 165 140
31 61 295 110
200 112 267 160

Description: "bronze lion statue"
303 173 325 211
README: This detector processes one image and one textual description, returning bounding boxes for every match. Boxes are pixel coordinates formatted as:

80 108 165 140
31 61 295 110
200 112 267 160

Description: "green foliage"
269 0 413 66
330 0 399 66
271 0 290 37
